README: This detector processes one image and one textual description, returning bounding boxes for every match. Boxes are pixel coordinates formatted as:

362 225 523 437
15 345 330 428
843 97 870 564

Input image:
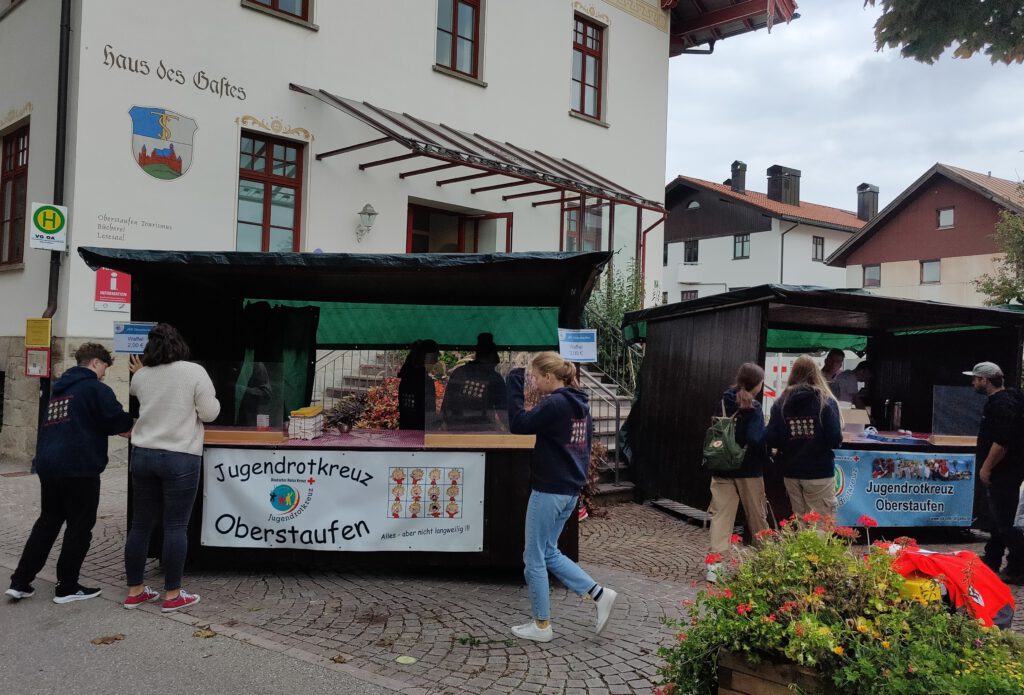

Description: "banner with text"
202 448 484 551
834 449 976 527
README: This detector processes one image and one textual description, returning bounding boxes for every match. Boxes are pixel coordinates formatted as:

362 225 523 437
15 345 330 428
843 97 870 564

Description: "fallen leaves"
91 633 125 645
331 655 348 664
192 627 217 639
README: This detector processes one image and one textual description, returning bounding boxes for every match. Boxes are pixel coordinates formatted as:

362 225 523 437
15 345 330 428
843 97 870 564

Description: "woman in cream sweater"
123 323 220 612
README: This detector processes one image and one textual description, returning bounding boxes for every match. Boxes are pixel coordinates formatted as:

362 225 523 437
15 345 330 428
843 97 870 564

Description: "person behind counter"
706 363 770 583
398 339 439 430
822 348 845 382
966 361 1024 585
506 352 617 642
441 332 507 430
124 323 220 612
832 361 872 407
767 355 843 518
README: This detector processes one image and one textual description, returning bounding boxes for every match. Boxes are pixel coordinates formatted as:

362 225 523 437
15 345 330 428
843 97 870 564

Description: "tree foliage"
974 190 1024 305
865 0 1024 64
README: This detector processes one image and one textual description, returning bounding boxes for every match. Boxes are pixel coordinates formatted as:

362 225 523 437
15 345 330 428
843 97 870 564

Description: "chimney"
766 165 801 205
730 160 747 193
856 183 879 221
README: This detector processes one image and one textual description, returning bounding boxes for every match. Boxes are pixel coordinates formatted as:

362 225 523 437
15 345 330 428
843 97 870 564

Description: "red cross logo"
307 477 316 485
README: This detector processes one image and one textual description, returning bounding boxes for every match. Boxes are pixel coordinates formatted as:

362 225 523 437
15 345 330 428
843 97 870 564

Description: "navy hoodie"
717 388 769 478
33 366 134 478
766 385 843 480
507 368 591 495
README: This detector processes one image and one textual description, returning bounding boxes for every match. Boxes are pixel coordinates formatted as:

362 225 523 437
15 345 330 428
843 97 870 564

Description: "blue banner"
834 449 976 527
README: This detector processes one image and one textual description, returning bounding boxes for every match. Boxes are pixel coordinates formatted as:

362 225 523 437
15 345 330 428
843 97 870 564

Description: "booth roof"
78 247 610 309
623 284 1024 336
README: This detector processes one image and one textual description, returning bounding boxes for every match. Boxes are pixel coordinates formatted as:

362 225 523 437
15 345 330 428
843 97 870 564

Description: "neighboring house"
663 162 871 302
0 0 796 458
828 164 1024 306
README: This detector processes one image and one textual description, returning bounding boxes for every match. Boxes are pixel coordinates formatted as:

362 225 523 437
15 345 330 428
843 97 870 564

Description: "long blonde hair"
531 352 580 389
782 354 837 414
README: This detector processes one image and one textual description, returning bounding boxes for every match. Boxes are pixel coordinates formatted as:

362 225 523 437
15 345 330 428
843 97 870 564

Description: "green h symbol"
41 209 59 228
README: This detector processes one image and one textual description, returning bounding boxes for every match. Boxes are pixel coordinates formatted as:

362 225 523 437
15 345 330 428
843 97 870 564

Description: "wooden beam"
471 180 533 194
436 172 496 187
503 188 559 201
398 162 459 179
315 137 391 161
673 0 768 36
358 152 421 170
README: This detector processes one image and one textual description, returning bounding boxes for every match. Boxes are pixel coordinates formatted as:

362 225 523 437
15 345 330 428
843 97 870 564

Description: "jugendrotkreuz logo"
269 484 300 513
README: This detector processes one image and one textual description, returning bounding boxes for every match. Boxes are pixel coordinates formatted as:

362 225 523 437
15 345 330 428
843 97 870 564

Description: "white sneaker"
706 563 721 583
594 588 618 635
511 621 554 642
5 586 35 600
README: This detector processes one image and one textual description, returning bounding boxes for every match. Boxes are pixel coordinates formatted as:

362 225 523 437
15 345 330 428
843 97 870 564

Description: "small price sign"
557 328 597 362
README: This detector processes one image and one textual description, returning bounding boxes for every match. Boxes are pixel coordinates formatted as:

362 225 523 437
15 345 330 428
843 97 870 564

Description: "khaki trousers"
708 476 769 554
784 477 837 518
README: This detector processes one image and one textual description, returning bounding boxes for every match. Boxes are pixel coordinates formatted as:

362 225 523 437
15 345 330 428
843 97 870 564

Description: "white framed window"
937 207 954 229
920 259 940 284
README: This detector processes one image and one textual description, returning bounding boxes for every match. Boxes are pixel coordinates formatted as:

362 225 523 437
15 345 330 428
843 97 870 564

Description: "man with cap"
967 361 1024 584
441 333 507 430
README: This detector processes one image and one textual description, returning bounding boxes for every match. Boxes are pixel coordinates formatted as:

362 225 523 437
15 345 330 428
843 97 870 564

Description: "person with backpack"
705 363 770 583
766 355 843 517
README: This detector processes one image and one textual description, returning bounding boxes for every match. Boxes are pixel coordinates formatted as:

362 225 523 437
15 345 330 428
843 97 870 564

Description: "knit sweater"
130 361 221 455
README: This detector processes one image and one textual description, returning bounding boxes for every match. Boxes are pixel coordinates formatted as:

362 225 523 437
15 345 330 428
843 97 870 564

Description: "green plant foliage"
586 257 644 331
656 514 1024 694
974 189 1024 305
865 0 1024 64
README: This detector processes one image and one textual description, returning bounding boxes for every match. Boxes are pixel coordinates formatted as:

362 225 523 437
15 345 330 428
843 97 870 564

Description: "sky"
665 0 1024 213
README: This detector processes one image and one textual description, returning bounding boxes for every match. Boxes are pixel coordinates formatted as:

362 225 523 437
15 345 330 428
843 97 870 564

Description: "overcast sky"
666 0 1024 213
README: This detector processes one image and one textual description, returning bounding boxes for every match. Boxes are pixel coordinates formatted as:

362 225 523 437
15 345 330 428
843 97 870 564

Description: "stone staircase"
579 364 636 505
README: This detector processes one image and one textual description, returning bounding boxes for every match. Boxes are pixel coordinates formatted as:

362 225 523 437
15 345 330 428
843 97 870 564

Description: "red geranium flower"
755 528 778 540
736 602 754 615
729 533 742 544
722 588 733 598
763 613 778 623
779 519 789 528
705 552 723 565
834 526 859 539
814 586 826 595
857 515 879 528
801 511 822 523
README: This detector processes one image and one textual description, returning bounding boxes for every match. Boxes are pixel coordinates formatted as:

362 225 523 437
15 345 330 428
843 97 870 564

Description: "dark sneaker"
5 585 35 600
123 586 161 610
53 584 102 604
161 589 200 613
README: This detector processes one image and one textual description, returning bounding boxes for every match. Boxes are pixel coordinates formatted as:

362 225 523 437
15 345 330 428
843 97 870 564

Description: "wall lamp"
356 203 378 242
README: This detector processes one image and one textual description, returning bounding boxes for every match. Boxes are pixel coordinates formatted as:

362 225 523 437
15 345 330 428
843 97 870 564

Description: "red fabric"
892 548 1015 627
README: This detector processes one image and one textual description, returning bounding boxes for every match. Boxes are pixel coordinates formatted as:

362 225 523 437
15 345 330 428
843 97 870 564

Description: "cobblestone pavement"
1 455 1021 694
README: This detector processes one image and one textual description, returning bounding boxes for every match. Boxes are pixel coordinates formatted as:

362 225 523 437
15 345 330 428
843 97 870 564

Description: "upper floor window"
733 234 750 260
564 201 602 252
236 132 303 252
571 15 604 120
812 235 825 262
248 0 309 21
863 264 881 288
1 124 29 267
680 290 698 301
920 259 941 284
684 240 698 264
937 207 955 229
436 0 481 78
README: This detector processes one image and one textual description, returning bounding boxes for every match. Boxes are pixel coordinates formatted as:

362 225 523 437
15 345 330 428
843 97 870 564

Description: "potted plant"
656 514 1024 695
324 392 366 433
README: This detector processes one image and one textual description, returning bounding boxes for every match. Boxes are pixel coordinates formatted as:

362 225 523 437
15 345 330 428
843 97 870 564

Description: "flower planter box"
717 650 826 695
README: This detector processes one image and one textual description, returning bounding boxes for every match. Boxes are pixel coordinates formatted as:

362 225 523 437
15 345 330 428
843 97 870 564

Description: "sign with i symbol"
94 267 131 313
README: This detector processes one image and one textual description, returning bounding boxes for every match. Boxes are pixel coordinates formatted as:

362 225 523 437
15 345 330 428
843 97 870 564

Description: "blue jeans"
124 447 201 590
523 490 595 621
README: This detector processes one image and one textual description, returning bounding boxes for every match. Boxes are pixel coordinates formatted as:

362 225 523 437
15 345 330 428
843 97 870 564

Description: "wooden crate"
717 650 825 695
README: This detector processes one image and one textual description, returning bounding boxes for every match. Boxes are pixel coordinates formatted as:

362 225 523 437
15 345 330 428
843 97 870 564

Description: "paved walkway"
1 453 1020 694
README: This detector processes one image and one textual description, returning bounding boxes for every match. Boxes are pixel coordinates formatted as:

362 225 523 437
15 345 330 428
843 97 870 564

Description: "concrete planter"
717 650 827 695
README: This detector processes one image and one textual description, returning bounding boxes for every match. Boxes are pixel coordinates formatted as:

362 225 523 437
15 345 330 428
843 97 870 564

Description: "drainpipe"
778 220 798 285
36 0 73 435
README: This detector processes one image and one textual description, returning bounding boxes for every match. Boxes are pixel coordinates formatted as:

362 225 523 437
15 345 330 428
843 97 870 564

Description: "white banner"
202 448 485 552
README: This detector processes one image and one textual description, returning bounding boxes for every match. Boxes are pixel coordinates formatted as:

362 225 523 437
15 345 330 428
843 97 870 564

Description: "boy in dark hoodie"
766 355 843 518
506 352 617 643
6 343 133 603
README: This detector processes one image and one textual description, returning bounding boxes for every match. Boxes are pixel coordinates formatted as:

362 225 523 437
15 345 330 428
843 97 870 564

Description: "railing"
582 306 643 396
312 349 402 408
579 368 623 484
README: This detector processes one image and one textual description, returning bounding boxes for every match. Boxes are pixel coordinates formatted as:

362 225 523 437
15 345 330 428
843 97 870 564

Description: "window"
863 264 881 288
686 200 701 210
436 0 480 78
680 290 698 301
733 234 750 260
812 235 825 262
1 124 28 267
937 207 955 229
920 259 940 284
684 240 698 264
236 133 303 252
661 291 669 304
571 15 603 119
563 202 602 251
248 0 308 20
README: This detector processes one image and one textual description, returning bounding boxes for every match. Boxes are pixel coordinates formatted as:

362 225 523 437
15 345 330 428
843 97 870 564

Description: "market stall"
621 285 1024 527
79 247 610 566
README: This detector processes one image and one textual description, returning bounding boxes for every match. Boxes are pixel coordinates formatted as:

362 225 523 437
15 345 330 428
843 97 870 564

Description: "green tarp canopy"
765 329 867 353
247 300 559 349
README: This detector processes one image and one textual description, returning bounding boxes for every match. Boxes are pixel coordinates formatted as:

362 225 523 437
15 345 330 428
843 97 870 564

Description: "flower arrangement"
324 393 366 433
656 514 1024 695
355 378 400 430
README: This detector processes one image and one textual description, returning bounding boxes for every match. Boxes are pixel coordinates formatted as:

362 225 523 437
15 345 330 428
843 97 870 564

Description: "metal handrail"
579 368 622 484
582 307 642 396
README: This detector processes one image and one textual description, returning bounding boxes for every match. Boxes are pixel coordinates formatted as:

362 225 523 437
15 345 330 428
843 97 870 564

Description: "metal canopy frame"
289 84 665 214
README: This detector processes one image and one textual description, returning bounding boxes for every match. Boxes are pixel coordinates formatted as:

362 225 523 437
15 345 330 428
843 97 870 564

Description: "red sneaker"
123 586 160 610
578 505 589 522
161 589 201 613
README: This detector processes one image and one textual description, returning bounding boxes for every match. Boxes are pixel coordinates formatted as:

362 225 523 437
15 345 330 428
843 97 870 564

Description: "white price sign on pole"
557 328 597 362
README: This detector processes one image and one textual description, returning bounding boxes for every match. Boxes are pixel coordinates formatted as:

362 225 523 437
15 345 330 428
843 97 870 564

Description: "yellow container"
289 405 323 418
898 575 941 604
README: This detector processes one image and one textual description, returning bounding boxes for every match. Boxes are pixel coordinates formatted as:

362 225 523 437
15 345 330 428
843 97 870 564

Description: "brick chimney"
857 183 879 221
730 160 747 193
766 165 801 206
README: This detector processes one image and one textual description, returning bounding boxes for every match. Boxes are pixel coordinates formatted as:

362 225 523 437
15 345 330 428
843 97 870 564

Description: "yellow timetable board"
25 318 52 348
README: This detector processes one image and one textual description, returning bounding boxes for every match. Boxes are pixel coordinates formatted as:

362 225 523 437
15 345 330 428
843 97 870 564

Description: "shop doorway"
407 203 512 253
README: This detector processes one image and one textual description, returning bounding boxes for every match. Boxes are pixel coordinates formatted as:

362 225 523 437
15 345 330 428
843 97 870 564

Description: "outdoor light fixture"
355 203 378 242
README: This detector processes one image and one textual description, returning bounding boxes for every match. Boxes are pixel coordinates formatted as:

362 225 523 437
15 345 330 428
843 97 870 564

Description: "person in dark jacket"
706 363 770 583
441 332 507 431
506 352 616 642
397 339 439 430
6 343 133 603
766 355 843 518
966 361 1024 584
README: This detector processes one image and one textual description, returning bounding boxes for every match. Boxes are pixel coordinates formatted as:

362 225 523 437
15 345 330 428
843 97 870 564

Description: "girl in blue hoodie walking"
506 352 617 642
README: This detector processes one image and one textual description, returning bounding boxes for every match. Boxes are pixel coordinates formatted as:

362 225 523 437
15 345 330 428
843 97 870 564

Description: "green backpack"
702 400 746 473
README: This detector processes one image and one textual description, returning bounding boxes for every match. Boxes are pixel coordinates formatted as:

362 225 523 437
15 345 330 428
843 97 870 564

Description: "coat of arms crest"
128 106 197 180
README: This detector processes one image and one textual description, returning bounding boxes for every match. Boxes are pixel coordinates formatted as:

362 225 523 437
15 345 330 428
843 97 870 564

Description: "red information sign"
94 267 131 313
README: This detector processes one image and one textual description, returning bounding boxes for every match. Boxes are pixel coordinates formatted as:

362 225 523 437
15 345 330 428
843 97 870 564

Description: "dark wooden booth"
622 285 1024 515
79 247 610 568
